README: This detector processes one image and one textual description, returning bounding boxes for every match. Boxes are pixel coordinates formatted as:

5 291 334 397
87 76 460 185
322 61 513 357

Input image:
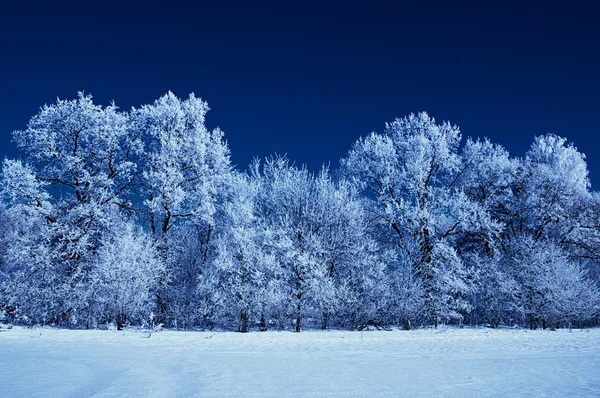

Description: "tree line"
0 92 599 332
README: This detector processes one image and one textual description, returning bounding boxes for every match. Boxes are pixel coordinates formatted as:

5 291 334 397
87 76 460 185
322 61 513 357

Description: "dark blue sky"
1 1 599 185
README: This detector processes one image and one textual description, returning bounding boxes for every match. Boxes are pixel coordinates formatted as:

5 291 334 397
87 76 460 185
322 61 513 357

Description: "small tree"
94 221 163 329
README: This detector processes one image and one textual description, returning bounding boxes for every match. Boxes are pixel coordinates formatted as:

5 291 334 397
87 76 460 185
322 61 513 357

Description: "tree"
167 222 214 329
0 93 141 325
93 220 163 329
132 92 231 322
198 172 270 332
251 157 321 332
342 112 476 326
521 134 590 242
249 157 391 331
307 170 388 330
507 237 599 329
459 138 516 326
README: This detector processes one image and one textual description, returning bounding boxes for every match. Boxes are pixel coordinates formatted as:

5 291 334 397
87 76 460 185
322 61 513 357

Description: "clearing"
1 326 599 397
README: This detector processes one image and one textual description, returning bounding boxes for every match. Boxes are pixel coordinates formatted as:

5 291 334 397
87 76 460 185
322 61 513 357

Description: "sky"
1 1 599 185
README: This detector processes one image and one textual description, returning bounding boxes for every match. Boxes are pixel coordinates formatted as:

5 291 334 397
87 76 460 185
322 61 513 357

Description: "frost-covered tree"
517 135 591 243
460 135 600 328
251 157 323 332
565 193 600 283
459 139 517 326
135 92 231 251
12 93 141 210
342 113 477 326
93 221 163 329
249 157 390 331
459 138 513 253
461 253 516 327
0 211 55 324
0 94 141 325
132 92 231 321
307 171 389 330
0 197 45 322
478 134 592 248
198 172 265 332
506 238 599 329
166 222 214 329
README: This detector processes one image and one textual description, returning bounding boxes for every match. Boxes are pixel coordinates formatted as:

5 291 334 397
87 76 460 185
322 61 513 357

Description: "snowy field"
1 326 600 397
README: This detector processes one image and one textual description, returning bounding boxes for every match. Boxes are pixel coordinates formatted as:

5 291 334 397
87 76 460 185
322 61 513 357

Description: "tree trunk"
259 313 267 332
155 232 169 325
295 311 301 332
295 297 302 333
239 311 249 333
321 311 329 330
295 279 303 332
419 227 437 327
116 312 126 331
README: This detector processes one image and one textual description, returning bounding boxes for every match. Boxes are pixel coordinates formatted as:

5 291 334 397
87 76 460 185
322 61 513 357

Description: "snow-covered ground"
1 326 599 397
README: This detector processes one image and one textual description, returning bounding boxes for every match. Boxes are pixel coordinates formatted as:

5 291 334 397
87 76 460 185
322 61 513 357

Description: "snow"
1 327 600 397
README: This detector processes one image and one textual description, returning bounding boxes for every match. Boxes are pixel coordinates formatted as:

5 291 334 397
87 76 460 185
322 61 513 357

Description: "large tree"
132 92 232 322
342 112 481 326
1 93 142 325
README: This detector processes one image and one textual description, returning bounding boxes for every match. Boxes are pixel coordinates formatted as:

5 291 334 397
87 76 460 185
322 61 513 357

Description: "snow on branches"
0 98 598 331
